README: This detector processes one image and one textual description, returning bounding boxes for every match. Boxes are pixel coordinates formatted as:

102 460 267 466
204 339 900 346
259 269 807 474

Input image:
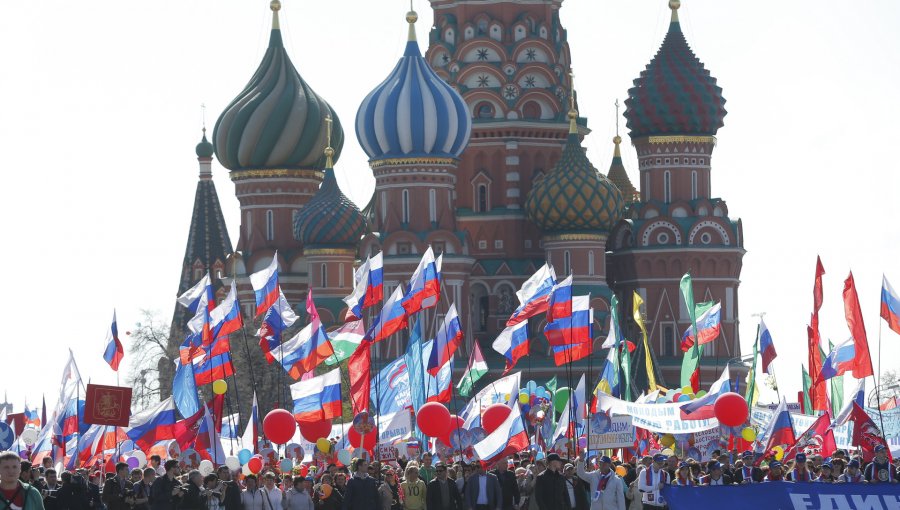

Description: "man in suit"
700 462 733 486
534 454 569 510
491 458 520 510
102 462 135 510
464 462 501 510
426 462 462 510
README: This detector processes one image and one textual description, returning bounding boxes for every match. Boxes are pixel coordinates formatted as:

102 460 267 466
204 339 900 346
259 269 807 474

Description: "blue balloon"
237 449 252 464
677 395 690 402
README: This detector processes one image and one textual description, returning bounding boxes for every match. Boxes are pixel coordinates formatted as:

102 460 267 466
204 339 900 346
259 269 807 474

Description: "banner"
84 384 132 426
461 372 521 428
595 391 719 433
377 411 412 445
867 407 900 439
662 482 900 510
588 416 635 449
751 407 853 449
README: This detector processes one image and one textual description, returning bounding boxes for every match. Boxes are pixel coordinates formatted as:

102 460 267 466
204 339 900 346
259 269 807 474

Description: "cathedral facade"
166 0 745 397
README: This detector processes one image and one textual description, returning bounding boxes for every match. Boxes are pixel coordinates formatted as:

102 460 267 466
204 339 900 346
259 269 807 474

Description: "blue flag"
173 359 201 419
370 356 411 415
405 318 429 446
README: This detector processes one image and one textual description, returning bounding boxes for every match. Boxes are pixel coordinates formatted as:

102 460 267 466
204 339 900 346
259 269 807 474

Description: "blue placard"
663 482 900 510
0 422 14 450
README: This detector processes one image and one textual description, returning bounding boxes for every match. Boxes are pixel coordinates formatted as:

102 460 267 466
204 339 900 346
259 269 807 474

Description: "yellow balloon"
615 465 627 477
519 392 530 405
212 379 228 395
660 434 675 448
316 438 332 453
681 386 694 395
741 427 757 442
772 445 784 461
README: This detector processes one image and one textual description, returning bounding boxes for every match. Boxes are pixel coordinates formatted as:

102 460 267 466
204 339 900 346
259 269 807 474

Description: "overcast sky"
1 0 898 412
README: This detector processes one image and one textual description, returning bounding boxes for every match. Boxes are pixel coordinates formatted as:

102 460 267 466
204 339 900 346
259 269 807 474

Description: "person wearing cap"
733 452 759 484
864 445 896 483
490 458 519 510
574 455 625 510
670 463 695 487
763 461 784 483
426 463 461 510
699 462 731 486
562 463 587 510
636 455 668 509
815 463 836 483
840 460 865 483
785 453 812 482
463 462 501 510
534 453 568 510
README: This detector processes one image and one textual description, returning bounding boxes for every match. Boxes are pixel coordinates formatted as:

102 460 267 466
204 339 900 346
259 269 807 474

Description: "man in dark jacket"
177 471 204 510
341 458 379 510
149 460 183 510
102 463 134 510
701 462 733 486
534 454 569 510
491 458 519 510
425 463 462 510
215 466 241 510
463 462 501 510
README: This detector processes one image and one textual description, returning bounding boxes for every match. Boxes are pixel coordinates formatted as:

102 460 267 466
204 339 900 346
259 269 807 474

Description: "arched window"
522 101 541 119
691 171 698 200
588 251 595 276
320 263 328 288
429 189 437 223
475 102 494 119
477 184 488 212
339 263 345 288
664 171 671 204
564 250 571 276
266 210 274 241
401 190 410 224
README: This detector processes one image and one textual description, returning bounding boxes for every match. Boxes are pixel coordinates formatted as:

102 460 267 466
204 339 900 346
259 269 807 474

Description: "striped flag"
325 319 365 366
456 341 488 398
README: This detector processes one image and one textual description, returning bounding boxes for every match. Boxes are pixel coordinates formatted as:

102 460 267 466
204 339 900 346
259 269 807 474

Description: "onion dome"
195 128 214 158
623 0 726 138
213 0 344 172
355 9 471 162
525 107 625 234
294 118 366 248
607 136 637 203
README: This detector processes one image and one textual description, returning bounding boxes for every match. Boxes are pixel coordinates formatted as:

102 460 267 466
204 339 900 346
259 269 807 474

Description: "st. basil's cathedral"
162 0 745 401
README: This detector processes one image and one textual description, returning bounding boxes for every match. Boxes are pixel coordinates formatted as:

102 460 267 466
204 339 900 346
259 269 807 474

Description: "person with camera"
131 468 155 510
200 474 225 510
102 463 135 510
215 467 241 510
150 460 183 510
41 469 60 510
55 472 90 510
178 471 205 510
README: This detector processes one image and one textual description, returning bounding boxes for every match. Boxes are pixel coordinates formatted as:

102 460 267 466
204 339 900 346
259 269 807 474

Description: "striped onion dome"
624 0 726 139
294 143 366 248
355 10 471 162
213 0 344 171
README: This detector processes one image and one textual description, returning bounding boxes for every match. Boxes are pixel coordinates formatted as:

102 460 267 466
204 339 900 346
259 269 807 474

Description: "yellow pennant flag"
633 291 657 391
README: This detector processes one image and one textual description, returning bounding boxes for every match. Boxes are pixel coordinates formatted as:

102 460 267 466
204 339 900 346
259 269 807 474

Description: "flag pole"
875 316 888 445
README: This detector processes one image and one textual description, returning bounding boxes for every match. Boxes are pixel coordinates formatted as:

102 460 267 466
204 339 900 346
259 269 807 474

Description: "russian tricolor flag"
290 368 342 423
343 253 384 321
178 273 215 314
507 264 557 326
427 303 463 375
402 248 442 315
757 398 796 464
422 340 454 403
680 366 731 420
546 275 573 323
820 337 856 381
759 318 777 374
276 319 334 379
492 321 530 374
545 295 593 364
365 286 409 343
210 281 243 341
472 390 529 464
882 275 900 335
192 337 235 386
126 397 177 451
102 310 124 371
257 290 298 363
680 302 722 351
241 392 259 453
250 254 280 317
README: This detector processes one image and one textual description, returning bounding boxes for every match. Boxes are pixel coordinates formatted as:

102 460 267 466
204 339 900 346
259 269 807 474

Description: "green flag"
324 319 365 366
546 375 558 394
457 341 488 397
802 366 814 415
827 340 844 416
679 273 700 389
610 294 632 401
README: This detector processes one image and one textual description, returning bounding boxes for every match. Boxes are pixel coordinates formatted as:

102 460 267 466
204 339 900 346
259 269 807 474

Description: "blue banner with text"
662 483 900 510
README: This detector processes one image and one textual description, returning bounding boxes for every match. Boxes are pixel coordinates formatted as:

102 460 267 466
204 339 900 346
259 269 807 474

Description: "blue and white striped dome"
355 12 471 162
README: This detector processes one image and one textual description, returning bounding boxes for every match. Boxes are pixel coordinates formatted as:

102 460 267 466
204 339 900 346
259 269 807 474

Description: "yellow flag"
633 291 657 391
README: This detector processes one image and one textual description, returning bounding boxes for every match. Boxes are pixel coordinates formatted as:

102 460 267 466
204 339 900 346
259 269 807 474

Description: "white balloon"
224 456 241 472
198 460 214 476
20 429 38 446
241 463 252 476
131 450 148 468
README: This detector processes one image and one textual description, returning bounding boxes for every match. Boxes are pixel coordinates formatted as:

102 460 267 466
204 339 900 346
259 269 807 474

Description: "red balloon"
348 426 378 451
482 403 512 434
247 456 263 474
713 392 749 427
440 415 465 446
417 402 451 438
298 419 332 443
298 464 308 477
263 409 297 445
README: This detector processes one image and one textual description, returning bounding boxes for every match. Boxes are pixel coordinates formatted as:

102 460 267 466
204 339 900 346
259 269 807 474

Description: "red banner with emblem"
84 384 132 426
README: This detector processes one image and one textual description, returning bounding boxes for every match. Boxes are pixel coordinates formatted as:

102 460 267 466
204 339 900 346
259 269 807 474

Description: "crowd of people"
2 445 898 510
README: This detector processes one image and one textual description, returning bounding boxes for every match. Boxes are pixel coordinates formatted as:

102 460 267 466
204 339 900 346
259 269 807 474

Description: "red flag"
843 272 874 378
783 412 836 463
798 391 805 414
808 258 829 411
850 403 892 463
348 342 371 415
209 394 224 433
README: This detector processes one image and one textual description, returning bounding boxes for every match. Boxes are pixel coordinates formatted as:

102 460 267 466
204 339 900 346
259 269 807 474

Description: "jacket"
150 475 182 510
283 489 313 510
179 484 204 510
425 479 462 510
574 463 625 510
534 469 568 510
342 475 379 510
490 470 519 510
376 483 399 510
221 482 243 510
463 473 501 510
2 481 45 510
241 489 269 510
102 477 135 510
